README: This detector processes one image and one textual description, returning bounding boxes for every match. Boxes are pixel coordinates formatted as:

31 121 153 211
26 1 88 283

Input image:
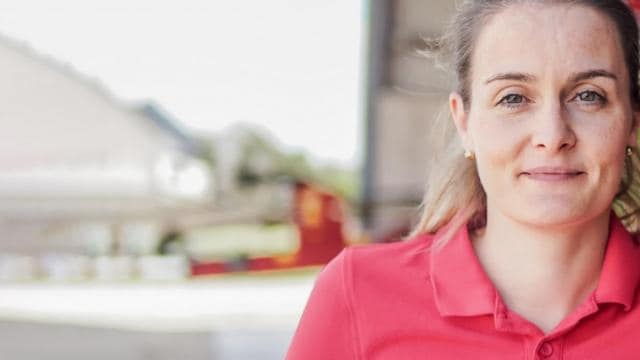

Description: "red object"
191 182 347 275
286 214 640 359
291 182 346 265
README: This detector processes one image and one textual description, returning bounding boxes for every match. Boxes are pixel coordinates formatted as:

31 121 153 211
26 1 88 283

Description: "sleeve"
285 248 361 360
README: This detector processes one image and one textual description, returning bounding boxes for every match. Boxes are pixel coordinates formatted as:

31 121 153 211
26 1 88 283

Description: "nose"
530 101 577 152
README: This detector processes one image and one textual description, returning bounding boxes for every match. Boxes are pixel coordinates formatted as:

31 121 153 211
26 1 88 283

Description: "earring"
627 146 634 157
464 149 476 160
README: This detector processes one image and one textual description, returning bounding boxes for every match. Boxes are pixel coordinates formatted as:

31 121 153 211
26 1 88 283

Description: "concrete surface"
0 321 295 360
0 272 317 359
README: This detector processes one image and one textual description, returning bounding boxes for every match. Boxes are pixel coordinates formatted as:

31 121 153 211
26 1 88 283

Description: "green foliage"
193 136 216 167
232 127 359 204
314 164 360 204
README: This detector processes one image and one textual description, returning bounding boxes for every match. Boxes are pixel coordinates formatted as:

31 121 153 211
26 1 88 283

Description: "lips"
520 166 585 181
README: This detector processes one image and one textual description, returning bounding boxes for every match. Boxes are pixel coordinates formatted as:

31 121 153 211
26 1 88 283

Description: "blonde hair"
408 103 485 245
410 0 640 244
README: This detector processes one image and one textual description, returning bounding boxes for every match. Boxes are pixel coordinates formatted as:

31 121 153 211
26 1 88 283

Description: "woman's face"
450 3 639 228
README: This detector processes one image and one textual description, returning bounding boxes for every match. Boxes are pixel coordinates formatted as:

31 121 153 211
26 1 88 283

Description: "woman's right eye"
497 94 526 108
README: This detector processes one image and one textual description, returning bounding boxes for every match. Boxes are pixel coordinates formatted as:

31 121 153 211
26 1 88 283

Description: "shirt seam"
342 248 363 360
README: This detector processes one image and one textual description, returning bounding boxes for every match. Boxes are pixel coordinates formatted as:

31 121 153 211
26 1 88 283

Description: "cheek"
470 117 524 168
577 116 628 169
586 136 626 183
469 121 524 193
567 120 628 200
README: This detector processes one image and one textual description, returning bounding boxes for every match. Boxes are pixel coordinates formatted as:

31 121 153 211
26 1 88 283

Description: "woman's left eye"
573 90 606 104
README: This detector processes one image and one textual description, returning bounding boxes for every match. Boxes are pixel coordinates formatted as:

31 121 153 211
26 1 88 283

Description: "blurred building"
363 0 456 239
0 35 214 255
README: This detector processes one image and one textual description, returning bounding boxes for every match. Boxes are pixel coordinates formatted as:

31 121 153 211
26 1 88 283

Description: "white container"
0 255 38 281
41 254 92 281
94 256 135 281
137 255 189 281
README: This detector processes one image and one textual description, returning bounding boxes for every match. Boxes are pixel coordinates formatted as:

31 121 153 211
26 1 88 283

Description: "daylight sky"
0 0 364 167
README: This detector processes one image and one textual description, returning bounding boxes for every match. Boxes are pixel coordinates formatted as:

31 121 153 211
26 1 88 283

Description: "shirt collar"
430 223 497 317
430 212 640 317
594 213 640 311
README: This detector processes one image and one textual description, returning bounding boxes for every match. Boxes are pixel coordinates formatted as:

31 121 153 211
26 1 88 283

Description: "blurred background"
0 0 459 359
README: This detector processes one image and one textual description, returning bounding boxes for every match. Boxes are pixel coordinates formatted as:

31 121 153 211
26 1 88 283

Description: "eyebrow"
484 72 536 85
484 69 618 85
568 69 617 83
484 72 535 84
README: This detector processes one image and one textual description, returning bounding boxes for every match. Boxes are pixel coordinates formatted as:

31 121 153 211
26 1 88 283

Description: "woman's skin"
449 3 639 333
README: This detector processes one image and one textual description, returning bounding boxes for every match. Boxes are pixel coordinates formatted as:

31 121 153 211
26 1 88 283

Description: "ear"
449 92 473 150
628 110 640 148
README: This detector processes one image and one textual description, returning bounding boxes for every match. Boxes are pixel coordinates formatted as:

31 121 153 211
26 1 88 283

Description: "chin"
510 198 611 228
513 203 609 229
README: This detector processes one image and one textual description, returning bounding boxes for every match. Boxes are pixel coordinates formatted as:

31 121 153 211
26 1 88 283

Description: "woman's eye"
573 90 606 104
497 94 526 108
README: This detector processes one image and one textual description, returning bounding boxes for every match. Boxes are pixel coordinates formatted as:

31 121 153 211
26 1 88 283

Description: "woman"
286 0 640 358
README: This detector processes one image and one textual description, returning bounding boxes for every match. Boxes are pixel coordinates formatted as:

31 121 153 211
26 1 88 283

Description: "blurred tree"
232 127 359 204
191 135 216 168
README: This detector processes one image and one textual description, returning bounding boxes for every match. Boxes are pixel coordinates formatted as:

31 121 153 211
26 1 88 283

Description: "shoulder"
346 233 434 271
292 234 440 359
318 234 435 297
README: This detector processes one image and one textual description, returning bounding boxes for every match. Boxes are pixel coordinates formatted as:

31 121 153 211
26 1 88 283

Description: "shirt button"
538 342 553 358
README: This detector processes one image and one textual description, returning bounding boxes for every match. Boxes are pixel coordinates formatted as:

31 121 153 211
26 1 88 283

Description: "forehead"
471 3 626 83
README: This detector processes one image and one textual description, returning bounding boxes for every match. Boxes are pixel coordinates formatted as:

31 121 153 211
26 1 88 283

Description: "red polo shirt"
286 214 640 359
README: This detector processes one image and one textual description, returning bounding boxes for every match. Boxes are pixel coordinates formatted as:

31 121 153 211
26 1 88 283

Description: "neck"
472 210 610 334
